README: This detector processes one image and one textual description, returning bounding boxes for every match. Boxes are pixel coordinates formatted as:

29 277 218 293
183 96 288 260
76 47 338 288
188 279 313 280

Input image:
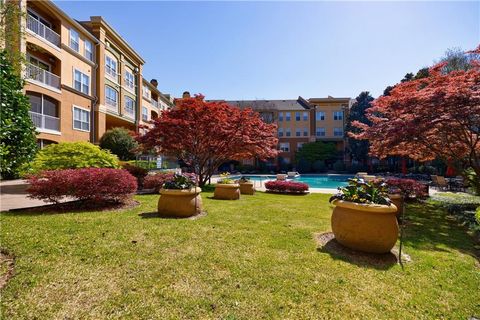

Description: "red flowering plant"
143 172 175 193
265 180 309 194
27 168 137 204
385 178 428 200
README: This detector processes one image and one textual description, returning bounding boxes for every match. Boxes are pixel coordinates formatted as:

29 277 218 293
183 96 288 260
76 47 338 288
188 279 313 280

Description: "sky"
54 0 479 100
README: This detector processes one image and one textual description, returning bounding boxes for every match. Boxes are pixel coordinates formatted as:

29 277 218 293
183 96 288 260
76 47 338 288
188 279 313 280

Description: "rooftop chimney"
150 79 158 87
182 91 191 99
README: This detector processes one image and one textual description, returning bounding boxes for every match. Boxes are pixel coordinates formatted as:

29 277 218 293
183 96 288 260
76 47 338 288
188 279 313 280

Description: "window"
142 106 148 121
278 112 283 122
125 96 135 117
105 85 118 107
125 70 135 91
73 106 90 131
297 142 304 150
334 127 343 136
295 112 301 121
303 127 308 136
295 128 301 137
303 112 308 121
74 70 89 94
285 112 291 121
142 85 151 99
84 40 93 61
285 128 291 137
278 127 283 137
333 111 344 121
316 127 326 137
105 55 117 79
69 29 79 52
316 111 325 121
280 142 290 152
27 92 59 131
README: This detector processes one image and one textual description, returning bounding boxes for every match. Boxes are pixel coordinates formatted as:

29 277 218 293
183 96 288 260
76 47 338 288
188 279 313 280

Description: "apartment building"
7 0 173 148
224 96 353 168
140 78 173 132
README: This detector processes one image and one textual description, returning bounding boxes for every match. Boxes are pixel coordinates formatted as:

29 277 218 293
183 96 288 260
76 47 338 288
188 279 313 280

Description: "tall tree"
137 95 278 186
0 50 38 179
345 92 374 163
351 46 480 194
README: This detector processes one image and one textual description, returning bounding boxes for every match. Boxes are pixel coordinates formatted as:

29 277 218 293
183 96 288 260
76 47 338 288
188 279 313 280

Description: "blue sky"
55 1 479 100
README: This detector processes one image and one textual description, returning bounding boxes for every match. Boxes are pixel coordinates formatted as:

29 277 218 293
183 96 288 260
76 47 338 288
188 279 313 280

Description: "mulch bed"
0 249 14 290
9 199 139 214
314 232 411 268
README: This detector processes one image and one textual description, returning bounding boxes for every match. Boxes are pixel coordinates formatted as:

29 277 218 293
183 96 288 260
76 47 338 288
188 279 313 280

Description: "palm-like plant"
329 178 391 205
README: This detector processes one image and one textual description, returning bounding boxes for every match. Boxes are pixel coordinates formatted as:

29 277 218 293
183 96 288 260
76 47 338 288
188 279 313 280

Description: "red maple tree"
137 95 278 186
351 47 480 193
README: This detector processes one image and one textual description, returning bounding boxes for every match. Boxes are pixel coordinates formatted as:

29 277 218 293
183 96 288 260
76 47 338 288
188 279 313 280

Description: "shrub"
30 142 119 173
296 158 312 173
143 172 175 193
27 168 137 204
329 178 390 205
122 163 148 188
99 127 138 161
386 178 428 199
265 180 309 194
313 160 327 173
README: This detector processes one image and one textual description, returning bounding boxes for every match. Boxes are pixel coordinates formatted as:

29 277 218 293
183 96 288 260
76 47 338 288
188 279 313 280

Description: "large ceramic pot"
158 187 202 217
331 200 398 253
214 184 240 200
388 193 404 216
239 182 255 195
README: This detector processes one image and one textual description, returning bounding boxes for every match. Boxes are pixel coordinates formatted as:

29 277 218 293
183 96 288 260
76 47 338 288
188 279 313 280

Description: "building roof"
223 97 313 111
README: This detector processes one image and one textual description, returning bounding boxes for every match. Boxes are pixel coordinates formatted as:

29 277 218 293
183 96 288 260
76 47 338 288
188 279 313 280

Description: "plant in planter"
237 177 255 195
329 178 398 253
158 173 202 217
214 172 240 200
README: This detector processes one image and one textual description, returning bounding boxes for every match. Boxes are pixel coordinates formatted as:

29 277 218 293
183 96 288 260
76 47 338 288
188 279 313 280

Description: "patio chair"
276 174 287 181
363 175 376 182
287 171 300 178
436 176 449 191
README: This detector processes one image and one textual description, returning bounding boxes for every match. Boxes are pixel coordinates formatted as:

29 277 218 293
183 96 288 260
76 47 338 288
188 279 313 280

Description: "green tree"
345 92 373 164
296 141 337 166
0 50 37 179
100 127 138 161
30 142 119 173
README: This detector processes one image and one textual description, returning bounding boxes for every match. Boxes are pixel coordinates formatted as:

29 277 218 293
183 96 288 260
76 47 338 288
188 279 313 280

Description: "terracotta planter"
214 184 240 200
239 182 255 195
388 193 404 216
158 187 202 217
331 200 398 253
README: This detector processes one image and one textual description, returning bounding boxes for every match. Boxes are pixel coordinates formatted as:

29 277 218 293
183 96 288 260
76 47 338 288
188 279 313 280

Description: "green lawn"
1 192 479 319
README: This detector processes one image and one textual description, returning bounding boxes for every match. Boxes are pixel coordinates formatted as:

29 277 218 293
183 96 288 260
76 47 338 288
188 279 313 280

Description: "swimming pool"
231 174 354 189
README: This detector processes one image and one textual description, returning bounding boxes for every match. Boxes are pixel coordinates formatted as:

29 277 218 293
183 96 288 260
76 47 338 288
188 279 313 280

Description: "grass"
1 192 479 319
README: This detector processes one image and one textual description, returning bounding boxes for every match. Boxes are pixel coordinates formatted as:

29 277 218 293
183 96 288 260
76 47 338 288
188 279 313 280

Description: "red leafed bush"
265 180 309 193
122 163 148 188
386 178 428 199
143 172 174 193
27 168 137 204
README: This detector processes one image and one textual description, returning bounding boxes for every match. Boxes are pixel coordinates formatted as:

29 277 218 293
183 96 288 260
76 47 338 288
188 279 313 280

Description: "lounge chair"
363 175 376 182
287 171 300 178
276 174 287 181
435 175 449 191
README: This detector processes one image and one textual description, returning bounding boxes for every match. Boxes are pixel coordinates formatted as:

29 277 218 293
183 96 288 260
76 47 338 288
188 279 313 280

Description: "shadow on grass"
402 201 479 262
315 232 399 270
139 211 207 220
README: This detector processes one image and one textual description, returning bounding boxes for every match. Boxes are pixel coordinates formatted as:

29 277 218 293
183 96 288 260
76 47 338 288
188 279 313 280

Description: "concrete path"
0 179 48 212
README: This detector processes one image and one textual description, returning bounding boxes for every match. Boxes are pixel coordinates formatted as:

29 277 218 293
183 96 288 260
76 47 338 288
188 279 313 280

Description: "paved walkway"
0 179 48 212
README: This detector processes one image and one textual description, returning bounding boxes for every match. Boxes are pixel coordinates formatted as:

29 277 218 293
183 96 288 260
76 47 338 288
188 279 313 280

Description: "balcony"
25 63 60 90
152 99 160 108
105 98 118 113
26 14 60 47
29 111 60 132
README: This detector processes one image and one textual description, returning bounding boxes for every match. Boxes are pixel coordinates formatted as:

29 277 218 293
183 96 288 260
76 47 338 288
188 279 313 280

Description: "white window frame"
84 40 93 61
142 106 148 121
316 111 325 121
303 127 308 136
303 112 308 121
278 127 283 137
280 142 290 152
142 85 151 100
278 112 283 122
69 28 79 52
333 111 344 121
297 142 304 150
124 96 135 117
334 127 344 136
285 112 291 121
316 127 326 137
105 55 118 81
295 128 301 137
295 112 301 121
125 70 135 91
72 105 90 132
105 85 118 107
285 128 291 137
73 69 89 95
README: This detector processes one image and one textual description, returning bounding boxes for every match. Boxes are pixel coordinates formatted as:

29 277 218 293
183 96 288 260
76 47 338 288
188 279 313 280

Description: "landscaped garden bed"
1 191 478 319
264 180 309 194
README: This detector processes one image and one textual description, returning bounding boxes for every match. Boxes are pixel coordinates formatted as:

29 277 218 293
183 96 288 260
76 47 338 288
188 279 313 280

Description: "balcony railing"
26 63 60 90
152 99 159 108
105 98 118 112
29 112 60 132
26 14 60 47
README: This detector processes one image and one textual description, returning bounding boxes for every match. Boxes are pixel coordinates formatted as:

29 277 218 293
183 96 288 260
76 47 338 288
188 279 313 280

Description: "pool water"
232 174 353 189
